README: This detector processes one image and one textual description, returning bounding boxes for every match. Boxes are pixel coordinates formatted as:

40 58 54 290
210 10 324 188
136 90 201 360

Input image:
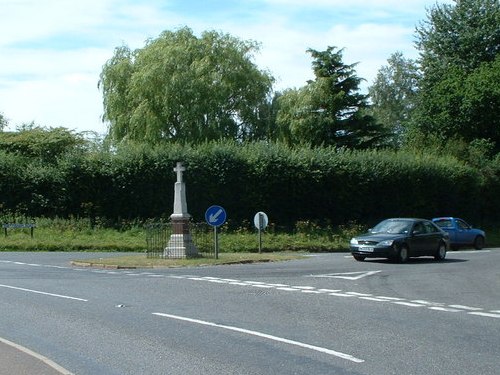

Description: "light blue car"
432 217 486 250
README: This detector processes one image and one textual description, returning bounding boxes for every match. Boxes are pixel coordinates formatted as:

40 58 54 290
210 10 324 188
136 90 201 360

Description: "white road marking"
313 270 382 280
375 296 405 301
0 284 88 302
152 312 364 363
3 259 499 321
468 312 500 319
428 307 462 312
359 297 388 302
345 292 372 297
250 284 275 288
448 305 483 311
329 292 355 297
301 290 325 294
455 250 490 254
392 301 425 307
411 300 445 307
318 289 342 293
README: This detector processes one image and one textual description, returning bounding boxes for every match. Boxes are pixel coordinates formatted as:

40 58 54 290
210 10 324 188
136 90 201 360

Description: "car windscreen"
371 220 412 234
434 219 452 228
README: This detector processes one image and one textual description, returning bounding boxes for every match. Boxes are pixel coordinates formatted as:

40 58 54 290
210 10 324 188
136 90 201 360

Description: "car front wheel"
473 236 484 250
434 242 447 261
353 255 366 262
396 245 409 263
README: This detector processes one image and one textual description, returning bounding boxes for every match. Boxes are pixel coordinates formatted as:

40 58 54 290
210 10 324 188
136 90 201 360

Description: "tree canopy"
0 112 8 131
0 125 86 161
416 0 499 76
276 47 384 148
99 27 274 144
413 0 500 149
368 52 420 147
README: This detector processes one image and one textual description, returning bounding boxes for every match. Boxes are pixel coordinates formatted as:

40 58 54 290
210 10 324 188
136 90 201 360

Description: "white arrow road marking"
153 312 364 363
0 284 88 302
209 209 223 223
313 270 382 280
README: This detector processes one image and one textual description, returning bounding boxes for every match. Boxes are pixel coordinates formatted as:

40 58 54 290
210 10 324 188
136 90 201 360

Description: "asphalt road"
1 250 499 375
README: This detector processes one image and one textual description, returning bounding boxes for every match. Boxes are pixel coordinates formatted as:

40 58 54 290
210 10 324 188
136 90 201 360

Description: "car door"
409 221 428 256
422 221 442 255
455 219 475 245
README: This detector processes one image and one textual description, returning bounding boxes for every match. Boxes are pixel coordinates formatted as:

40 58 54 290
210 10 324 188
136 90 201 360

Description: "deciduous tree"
368 52 420 147
413 0 500 149
99 27 274 144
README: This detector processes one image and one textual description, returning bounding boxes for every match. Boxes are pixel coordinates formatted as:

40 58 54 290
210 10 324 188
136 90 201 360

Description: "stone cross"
174 162 185 183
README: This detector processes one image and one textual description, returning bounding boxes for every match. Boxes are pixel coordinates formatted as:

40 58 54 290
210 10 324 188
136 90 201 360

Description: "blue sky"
0 0 452 135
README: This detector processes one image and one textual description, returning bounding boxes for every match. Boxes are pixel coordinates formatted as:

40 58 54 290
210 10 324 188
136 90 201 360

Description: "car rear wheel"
473 236 484 250
434 242 447 261
396 245 409 263
353 255 366 261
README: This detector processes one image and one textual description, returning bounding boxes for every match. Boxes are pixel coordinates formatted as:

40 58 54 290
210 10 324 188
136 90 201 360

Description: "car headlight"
378 239 394 246
350 238 358 245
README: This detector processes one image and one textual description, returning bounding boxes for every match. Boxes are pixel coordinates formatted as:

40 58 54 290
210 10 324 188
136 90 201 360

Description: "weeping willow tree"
98 27 274 145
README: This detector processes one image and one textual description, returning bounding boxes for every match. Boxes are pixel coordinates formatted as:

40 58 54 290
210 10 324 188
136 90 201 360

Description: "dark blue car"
432 217 486 250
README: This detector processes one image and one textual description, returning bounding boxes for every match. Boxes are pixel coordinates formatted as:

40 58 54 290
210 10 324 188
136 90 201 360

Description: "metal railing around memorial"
146 222 214 259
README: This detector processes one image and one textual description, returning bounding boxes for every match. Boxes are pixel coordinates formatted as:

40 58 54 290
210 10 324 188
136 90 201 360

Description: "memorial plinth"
164 162 198 258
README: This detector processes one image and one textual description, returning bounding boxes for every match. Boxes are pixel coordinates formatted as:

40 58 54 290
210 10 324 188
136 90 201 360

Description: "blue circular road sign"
205 205 227 227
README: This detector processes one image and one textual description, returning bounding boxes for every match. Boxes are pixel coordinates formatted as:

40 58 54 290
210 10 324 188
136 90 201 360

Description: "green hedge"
0 142 494 228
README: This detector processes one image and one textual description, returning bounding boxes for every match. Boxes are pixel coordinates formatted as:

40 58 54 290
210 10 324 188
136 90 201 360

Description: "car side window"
457 220 469 230
424 222 437 233
413 222 425 234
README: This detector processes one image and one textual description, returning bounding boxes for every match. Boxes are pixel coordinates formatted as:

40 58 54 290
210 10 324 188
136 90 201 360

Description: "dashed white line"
318 289 342 293
276 287 300 292
250 284 275 288
3 260 499 321
468 312 500 319
301 290 325 294
375 296 405 301
345 292 372 297
428 307 462 312
359 297 388 302
449 305 483 311
152 312 364 363
393 301 425 307
329 292 355 297
411 300 445 307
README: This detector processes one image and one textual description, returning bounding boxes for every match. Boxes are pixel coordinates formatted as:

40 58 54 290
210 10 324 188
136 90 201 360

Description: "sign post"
253 211 269 254
205 205 227 259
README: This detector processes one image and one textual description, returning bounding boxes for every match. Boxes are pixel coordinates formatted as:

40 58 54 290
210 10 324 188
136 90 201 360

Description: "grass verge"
72 252 307 269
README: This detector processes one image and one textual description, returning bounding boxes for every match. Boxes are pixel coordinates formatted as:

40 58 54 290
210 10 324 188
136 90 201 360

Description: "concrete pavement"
0 338 72 375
